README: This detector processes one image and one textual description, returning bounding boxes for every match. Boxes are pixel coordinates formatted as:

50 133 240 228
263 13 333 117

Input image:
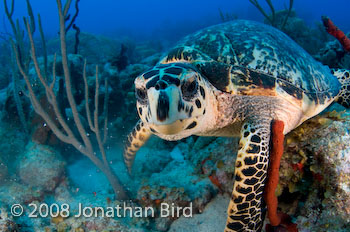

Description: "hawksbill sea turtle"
123 20 350 231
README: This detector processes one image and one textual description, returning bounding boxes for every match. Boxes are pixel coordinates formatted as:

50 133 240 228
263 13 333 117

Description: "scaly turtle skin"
124 20 350 232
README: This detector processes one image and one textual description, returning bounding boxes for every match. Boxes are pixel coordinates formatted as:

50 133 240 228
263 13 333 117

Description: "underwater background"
0 0 350 231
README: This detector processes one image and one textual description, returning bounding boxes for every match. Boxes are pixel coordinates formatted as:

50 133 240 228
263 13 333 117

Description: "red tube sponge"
322 16 350 52
265 120 284 226
264 120 299 232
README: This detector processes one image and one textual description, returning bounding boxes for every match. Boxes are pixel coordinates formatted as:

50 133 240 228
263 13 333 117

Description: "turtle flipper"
332 69 350 108
226 119 271 232
123 120 151 174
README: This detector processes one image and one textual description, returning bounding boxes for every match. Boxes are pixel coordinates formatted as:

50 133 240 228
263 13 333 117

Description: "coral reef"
0 1 349 231
45 214 144 232
314 39 350 69
18 142 66 192
3 82 30 128
133 137 219 231
127 135 240 230
6 0 129 200
108 63 151 135
110 44 129 71
0 182 42 207
277 108 350 231
314 17 350 69
0 118 27 172
0 208 19 232
168 194 230 232
47 32 128 65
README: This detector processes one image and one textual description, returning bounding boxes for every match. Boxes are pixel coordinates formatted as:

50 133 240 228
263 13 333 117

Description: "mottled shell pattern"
159 20 341 118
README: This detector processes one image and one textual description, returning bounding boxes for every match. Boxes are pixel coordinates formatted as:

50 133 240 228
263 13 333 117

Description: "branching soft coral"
249 0 294 30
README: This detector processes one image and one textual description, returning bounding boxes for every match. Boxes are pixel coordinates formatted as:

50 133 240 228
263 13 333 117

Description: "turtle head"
134 63 212 140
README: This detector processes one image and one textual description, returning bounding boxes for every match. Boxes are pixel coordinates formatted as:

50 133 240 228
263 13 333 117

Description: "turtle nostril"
155 80 168 90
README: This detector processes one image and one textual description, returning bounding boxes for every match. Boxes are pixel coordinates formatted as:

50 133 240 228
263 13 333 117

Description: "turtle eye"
136 88 147 104
181 78 198 101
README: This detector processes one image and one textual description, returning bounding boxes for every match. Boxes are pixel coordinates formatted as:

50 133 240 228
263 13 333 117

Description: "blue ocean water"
1 0 349 41
0 0 350 231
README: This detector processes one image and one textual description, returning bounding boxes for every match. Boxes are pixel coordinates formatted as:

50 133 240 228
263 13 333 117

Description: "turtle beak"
148 86 180 125
151 119 185 135
156 90 170 122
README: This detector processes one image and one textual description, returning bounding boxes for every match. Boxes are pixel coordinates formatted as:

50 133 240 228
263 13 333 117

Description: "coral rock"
18 142 66 193
279 109 350 231
314 35 350 69
0 208 19 232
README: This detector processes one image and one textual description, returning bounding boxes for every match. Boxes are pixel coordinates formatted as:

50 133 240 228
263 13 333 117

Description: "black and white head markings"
135 63 210 140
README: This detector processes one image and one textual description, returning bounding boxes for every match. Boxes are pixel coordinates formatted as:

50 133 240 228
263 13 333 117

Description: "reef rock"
0 208 19 232
277 107 350 231
18 142 66 193
108 63 150 135
0 182 46 207
46 211 145 232
314 37 350 69
133 136 224 231
296 119 350 230
131 134 241 231
0 119 26 172
47 32 124 64
181 136 239 193
168 194 229 232
3 82 30 128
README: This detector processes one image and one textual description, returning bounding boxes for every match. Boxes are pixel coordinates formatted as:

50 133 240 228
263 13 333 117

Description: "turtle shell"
160 20 341 116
